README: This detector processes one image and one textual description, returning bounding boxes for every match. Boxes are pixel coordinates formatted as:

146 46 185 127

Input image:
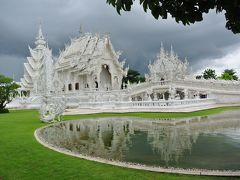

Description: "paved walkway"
63 103 240 115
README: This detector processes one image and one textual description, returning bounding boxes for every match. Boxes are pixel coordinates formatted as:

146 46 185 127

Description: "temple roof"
57 33 103 65
55 33 127 76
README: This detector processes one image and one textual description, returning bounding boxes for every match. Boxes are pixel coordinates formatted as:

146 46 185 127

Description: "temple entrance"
100 65 112 91
95 81 98 89
164 91 170 100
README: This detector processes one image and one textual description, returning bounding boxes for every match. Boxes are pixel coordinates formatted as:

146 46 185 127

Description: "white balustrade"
77 98 216 109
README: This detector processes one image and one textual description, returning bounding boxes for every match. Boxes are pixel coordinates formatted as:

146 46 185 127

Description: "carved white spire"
147 43 189 82
35 22 46 49
159 42 165 59
79 25 83 36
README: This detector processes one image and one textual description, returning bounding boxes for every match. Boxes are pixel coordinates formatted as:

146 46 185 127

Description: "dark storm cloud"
0 0 240 80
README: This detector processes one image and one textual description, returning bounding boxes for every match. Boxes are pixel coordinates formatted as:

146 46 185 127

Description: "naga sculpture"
40 95 66 123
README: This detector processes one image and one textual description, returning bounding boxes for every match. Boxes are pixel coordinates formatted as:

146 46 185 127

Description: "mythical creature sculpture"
39 95 66 123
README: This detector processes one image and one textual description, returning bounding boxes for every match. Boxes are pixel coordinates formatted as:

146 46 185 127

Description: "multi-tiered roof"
20 24 53 94
55 33 127 76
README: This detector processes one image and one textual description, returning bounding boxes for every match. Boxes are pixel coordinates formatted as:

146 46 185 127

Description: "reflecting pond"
38 110 240 170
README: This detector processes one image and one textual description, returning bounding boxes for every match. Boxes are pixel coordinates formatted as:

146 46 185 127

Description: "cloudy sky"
0 0 240 80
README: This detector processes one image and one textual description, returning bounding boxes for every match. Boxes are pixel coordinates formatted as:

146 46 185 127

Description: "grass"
0 107 240 180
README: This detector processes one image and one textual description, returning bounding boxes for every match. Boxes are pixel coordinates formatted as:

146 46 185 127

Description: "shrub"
0 109 9 113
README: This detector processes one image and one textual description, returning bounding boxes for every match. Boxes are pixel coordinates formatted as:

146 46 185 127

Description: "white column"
153 92 158 101
184 89 188 99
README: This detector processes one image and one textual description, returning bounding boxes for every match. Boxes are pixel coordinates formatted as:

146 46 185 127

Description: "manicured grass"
0 107 239 180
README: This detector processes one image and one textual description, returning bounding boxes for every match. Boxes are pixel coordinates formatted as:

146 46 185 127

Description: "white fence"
77 98 216 109
129 79 240 94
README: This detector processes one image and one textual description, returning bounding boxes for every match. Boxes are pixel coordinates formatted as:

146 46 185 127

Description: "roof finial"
159 41 165 56
79 24 83 35
170 44 174 57
37 18 44 40
35 18 46 48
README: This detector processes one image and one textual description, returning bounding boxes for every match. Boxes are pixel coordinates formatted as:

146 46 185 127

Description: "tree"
196 75 202 79
219 69 238 80
202 69 217 79
0 74 20 112
123 69 146 84
107 0 240 34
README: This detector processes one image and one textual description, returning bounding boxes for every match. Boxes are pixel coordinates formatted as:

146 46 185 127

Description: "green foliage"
202 69 217 80
0 74 20 110
123 69 145 84
0 108 9 113
219 69 238 81
106 0 240 34
195 75 202 79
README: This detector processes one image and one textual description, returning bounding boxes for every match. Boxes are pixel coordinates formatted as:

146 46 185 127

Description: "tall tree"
220 69 238 80
107 0 240 34
202 69 217 80
0 74 20 112
123 69 146 84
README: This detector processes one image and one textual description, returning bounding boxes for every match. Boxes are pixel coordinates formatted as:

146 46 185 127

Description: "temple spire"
159 42 165 59
79 25 83 35
170 45 174 59
35 21 46 49
37 22 44 40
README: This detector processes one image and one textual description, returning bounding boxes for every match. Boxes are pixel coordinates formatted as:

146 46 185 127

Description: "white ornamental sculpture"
146 43 189 82
39 95 66 123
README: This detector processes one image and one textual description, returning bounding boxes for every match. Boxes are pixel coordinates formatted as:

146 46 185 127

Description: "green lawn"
0 107 240 180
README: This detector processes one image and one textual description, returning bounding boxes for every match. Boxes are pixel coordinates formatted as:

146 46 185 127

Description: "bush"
0 109 9 113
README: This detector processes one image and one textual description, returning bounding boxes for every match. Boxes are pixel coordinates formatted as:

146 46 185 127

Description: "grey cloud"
0 54 24 79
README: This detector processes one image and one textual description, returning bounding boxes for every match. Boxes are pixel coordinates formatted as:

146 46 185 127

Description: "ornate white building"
20 24 54 95
9 25 240 111
146 43 189 82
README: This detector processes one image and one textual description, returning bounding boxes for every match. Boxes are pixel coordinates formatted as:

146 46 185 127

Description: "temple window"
200 94 207 99
75 83 79 90
68 84 72 91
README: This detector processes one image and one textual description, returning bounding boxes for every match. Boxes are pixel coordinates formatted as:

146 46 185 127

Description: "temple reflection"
41 110 240 164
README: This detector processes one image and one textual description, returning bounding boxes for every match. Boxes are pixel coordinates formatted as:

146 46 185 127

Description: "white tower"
20 23 54 95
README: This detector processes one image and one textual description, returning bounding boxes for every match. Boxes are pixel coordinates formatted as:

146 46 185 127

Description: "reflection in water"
39 110 240 170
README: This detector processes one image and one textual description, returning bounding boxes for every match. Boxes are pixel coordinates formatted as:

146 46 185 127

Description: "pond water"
38 110 240 170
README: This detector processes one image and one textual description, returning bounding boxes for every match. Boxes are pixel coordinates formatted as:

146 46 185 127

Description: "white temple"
9 25 240 112
20 24 54 95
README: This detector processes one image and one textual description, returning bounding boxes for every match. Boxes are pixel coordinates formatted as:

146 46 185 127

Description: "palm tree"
220 69 238 80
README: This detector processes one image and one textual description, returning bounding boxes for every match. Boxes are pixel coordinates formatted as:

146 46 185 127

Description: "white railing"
174 79 240 92
127 79 240 96
77 98 216 109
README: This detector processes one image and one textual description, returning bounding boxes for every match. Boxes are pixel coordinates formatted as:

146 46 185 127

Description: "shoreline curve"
34 125 240 177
